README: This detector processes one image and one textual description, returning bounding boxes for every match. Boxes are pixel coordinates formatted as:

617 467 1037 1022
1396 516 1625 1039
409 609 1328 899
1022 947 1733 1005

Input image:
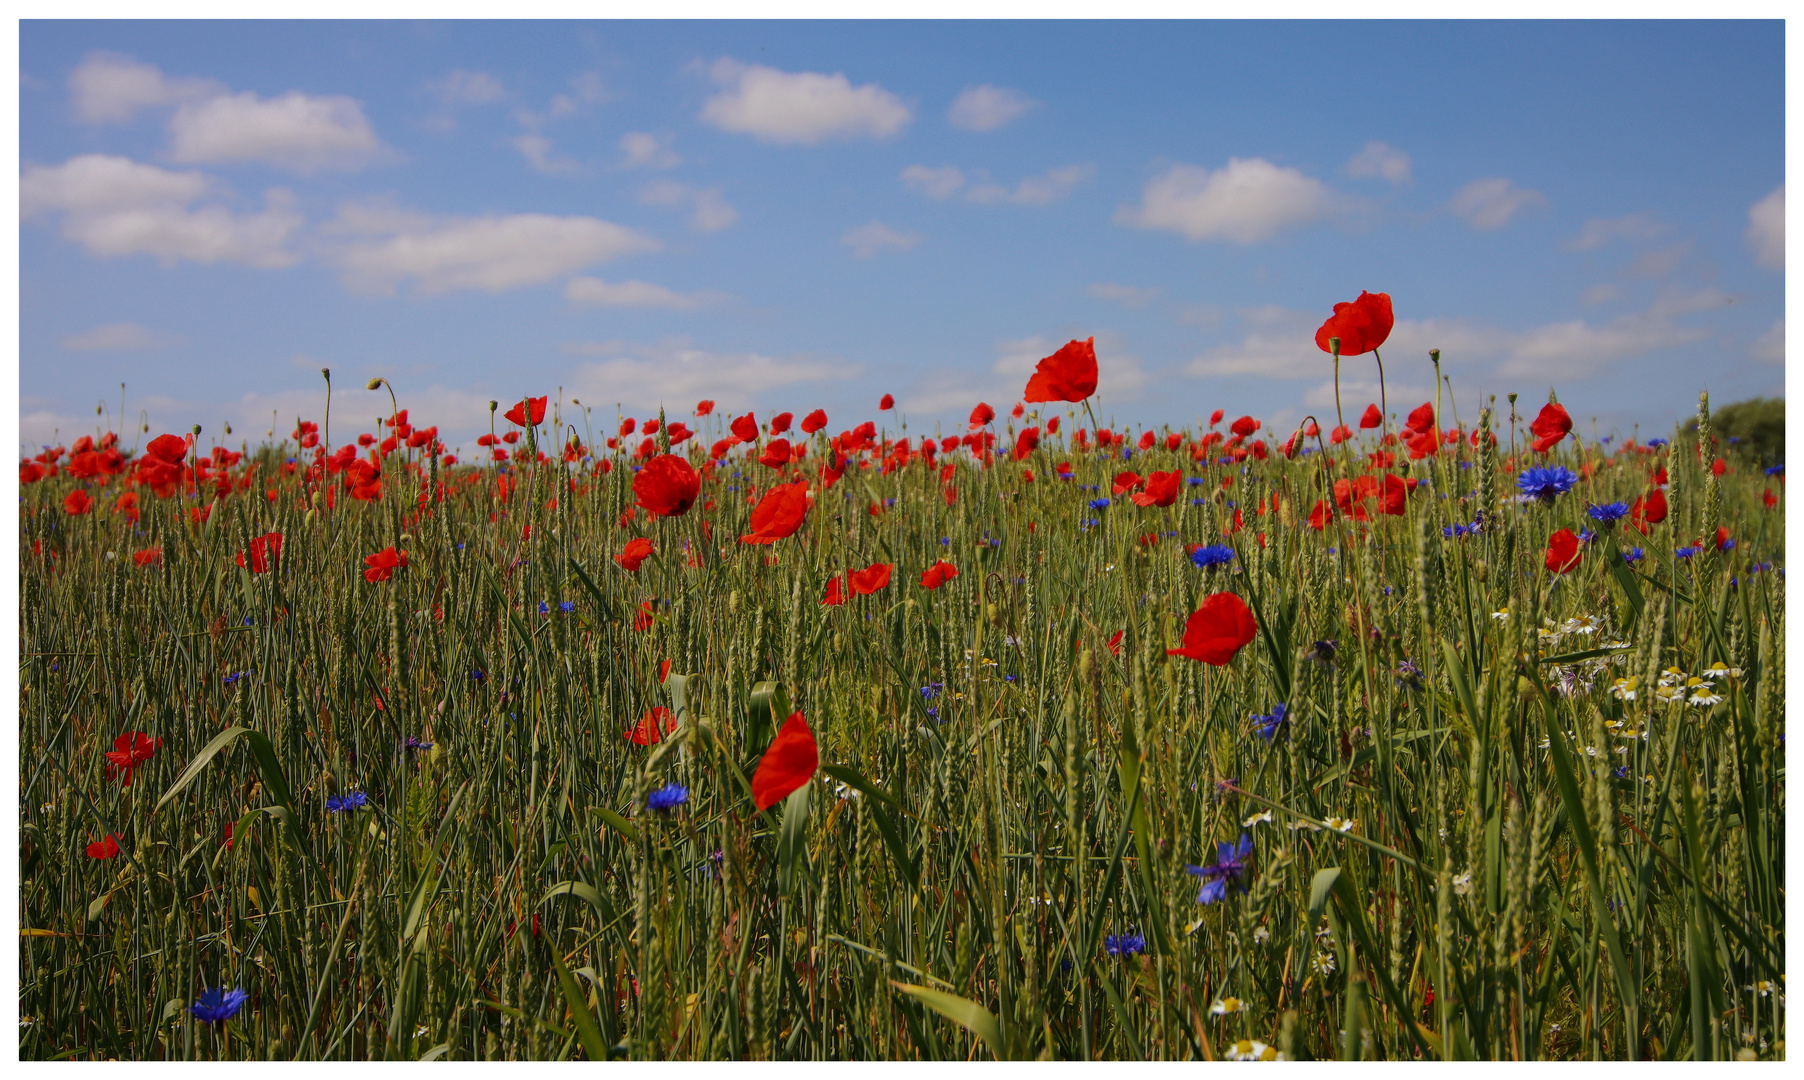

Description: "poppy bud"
1329 335 1341 354
368 379 384 390
322 367 331 380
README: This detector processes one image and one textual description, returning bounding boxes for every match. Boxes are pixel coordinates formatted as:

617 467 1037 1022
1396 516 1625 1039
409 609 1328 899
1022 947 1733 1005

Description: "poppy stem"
1372 347 1388 445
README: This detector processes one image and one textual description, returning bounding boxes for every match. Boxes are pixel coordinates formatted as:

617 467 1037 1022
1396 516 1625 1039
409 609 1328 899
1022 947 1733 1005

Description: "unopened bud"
1329 335 1342 356
321 368 331 380
366 378 383 391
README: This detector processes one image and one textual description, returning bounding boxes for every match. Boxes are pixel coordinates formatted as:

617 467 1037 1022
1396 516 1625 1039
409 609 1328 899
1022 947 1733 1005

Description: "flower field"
16 296 1787 1060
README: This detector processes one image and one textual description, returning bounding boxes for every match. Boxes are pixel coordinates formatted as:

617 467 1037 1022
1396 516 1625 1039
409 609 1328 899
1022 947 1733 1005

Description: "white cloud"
326 204 661 294
699 58 911 145
168 90 385 172
1746 185 1783 270
965 164 1094 206
1175 303 1224 328
1187 308 1498 380
1581 283 1622 306
1345 141 1411 185
1117 158 1337 244
900 164 965 200
564 277 723 310
21 154 302 268
1621 242 1690 280
1087 283 1161 308
1301 376 1439 416
561 337 854 412
426 69 506 107
1495 291 1724 379
1448 177 1546 231
61 322 183 351
946 85 1038 132
840 221 920 258
511 133 579 175
620 132 681 169
1746 319 1789 366
905 331 1147 415
638 180 738 233
1565 212 1665 251
1749 319 1783 364
68 52 222 123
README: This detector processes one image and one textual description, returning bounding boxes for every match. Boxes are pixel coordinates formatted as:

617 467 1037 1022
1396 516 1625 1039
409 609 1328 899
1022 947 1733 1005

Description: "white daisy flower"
1223 1038 1284 1061
1242 809 1274 827
1211 997 1248 1016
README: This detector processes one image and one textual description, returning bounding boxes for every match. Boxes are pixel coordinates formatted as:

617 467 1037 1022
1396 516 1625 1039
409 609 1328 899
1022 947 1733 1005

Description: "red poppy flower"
235 532 283 574
1404 403 1434 435
624 707 676 746
19 462 44 485
634 454 702 518
1764 488 1777 509
1307 499 1334 530
1208 409 1224 427
64 490 93 516
740 481 810 544
1166 592 1258 666
620 418 638 437
1711 458 1727 477
752 711 819 810
1013 427 1040 460
758 438 793 469
849 562 892 595
1715 526 1732 551
1330 424 1353 444
1023 337 1098 404
103 731 160 787
1112 471 1144 495
1132 469 1181 508
363 546 409 583
1544 528 1582 574
879 394 895 410
769 412 794 435
969 402 995 430
1528 402 1572 454
801 408 828 434
634 601 656 632
820 574 847 606
731 413 759 443
1314 291 1394 356
505 396 548 427
86 834 122 860
1632 488 1669 529
133 547 162 567
616 537 654 572
920 560 959 590
1229 416 1258 439
695 399 715 416
1357 403 1383 429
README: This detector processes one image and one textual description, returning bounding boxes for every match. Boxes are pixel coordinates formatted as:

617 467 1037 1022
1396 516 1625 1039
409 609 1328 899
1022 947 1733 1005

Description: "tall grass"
17 387 1784 1060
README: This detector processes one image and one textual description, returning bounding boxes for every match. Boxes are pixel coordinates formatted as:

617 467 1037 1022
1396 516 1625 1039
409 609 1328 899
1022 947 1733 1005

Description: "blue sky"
17 19 1785 456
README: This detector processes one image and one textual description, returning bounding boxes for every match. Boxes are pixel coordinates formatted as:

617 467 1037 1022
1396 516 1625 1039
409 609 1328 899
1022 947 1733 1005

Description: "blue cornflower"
1443 524 1468 539
538 601 550 614
1587 501 1630 523
925 706 940 722
1601 435 1613 444
190 987 248 1023
221 670 252 685
1252 703 1289 743
1577 529 1596 543
1614 765 1630 779
1395 660 1423 691
1719 537 1737 552
1675 546 1700 560
1185 834 1255 904
646 783 688 814
1088 497 1111 510
1458 460 1472 470
1728 436 1741 444
559 601 575 613
1765 464 1784 476
1104 932 1146 958
1623 547 1645 564
471 669 487 682
940 536 951 546
326 791 368 814
1647 438 1669 448
920 683 944 701
1121 447 1132 460
1187 476 1208 487
1751 561 1773 574
1517 466 1579 502
404 736 433 752
1190 544 1235 570
1189 498 1208 506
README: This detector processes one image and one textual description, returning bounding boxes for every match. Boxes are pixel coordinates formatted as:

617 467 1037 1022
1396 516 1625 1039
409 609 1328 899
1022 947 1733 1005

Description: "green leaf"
891 981 1006 1060
155 725 253 816
1308 867 1342 924
777 782 812 895
541 880 619 927
549 944 610 1061
820 763 904 811
590 805 639 844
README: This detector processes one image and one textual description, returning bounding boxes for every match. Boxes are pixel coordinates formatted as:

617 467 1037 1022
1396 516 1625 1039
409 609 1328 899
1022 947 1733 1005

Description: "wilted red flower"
1229 416 1258 438
695 399 715 416
235 532 283 574
731 413 759 443
801 408 828 434
1132 469 1181 508
879 394 895 410
920 560 958 590
616 537 654 572
968 402 995 430
1359 403 1383 429
87 834 122 860
634 454 702 518
1022 337 1098 404
1544 528 1582 574
104 731 160 787
64 490 93 516
624 707 676 746
363 546 409 583
505 396 549 427
1166 593 1258 666
740 481 810 544
849 563 892 595
1529 402 1572 454
1314 291 1393 356
752 711 819 810
132 547 162 567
